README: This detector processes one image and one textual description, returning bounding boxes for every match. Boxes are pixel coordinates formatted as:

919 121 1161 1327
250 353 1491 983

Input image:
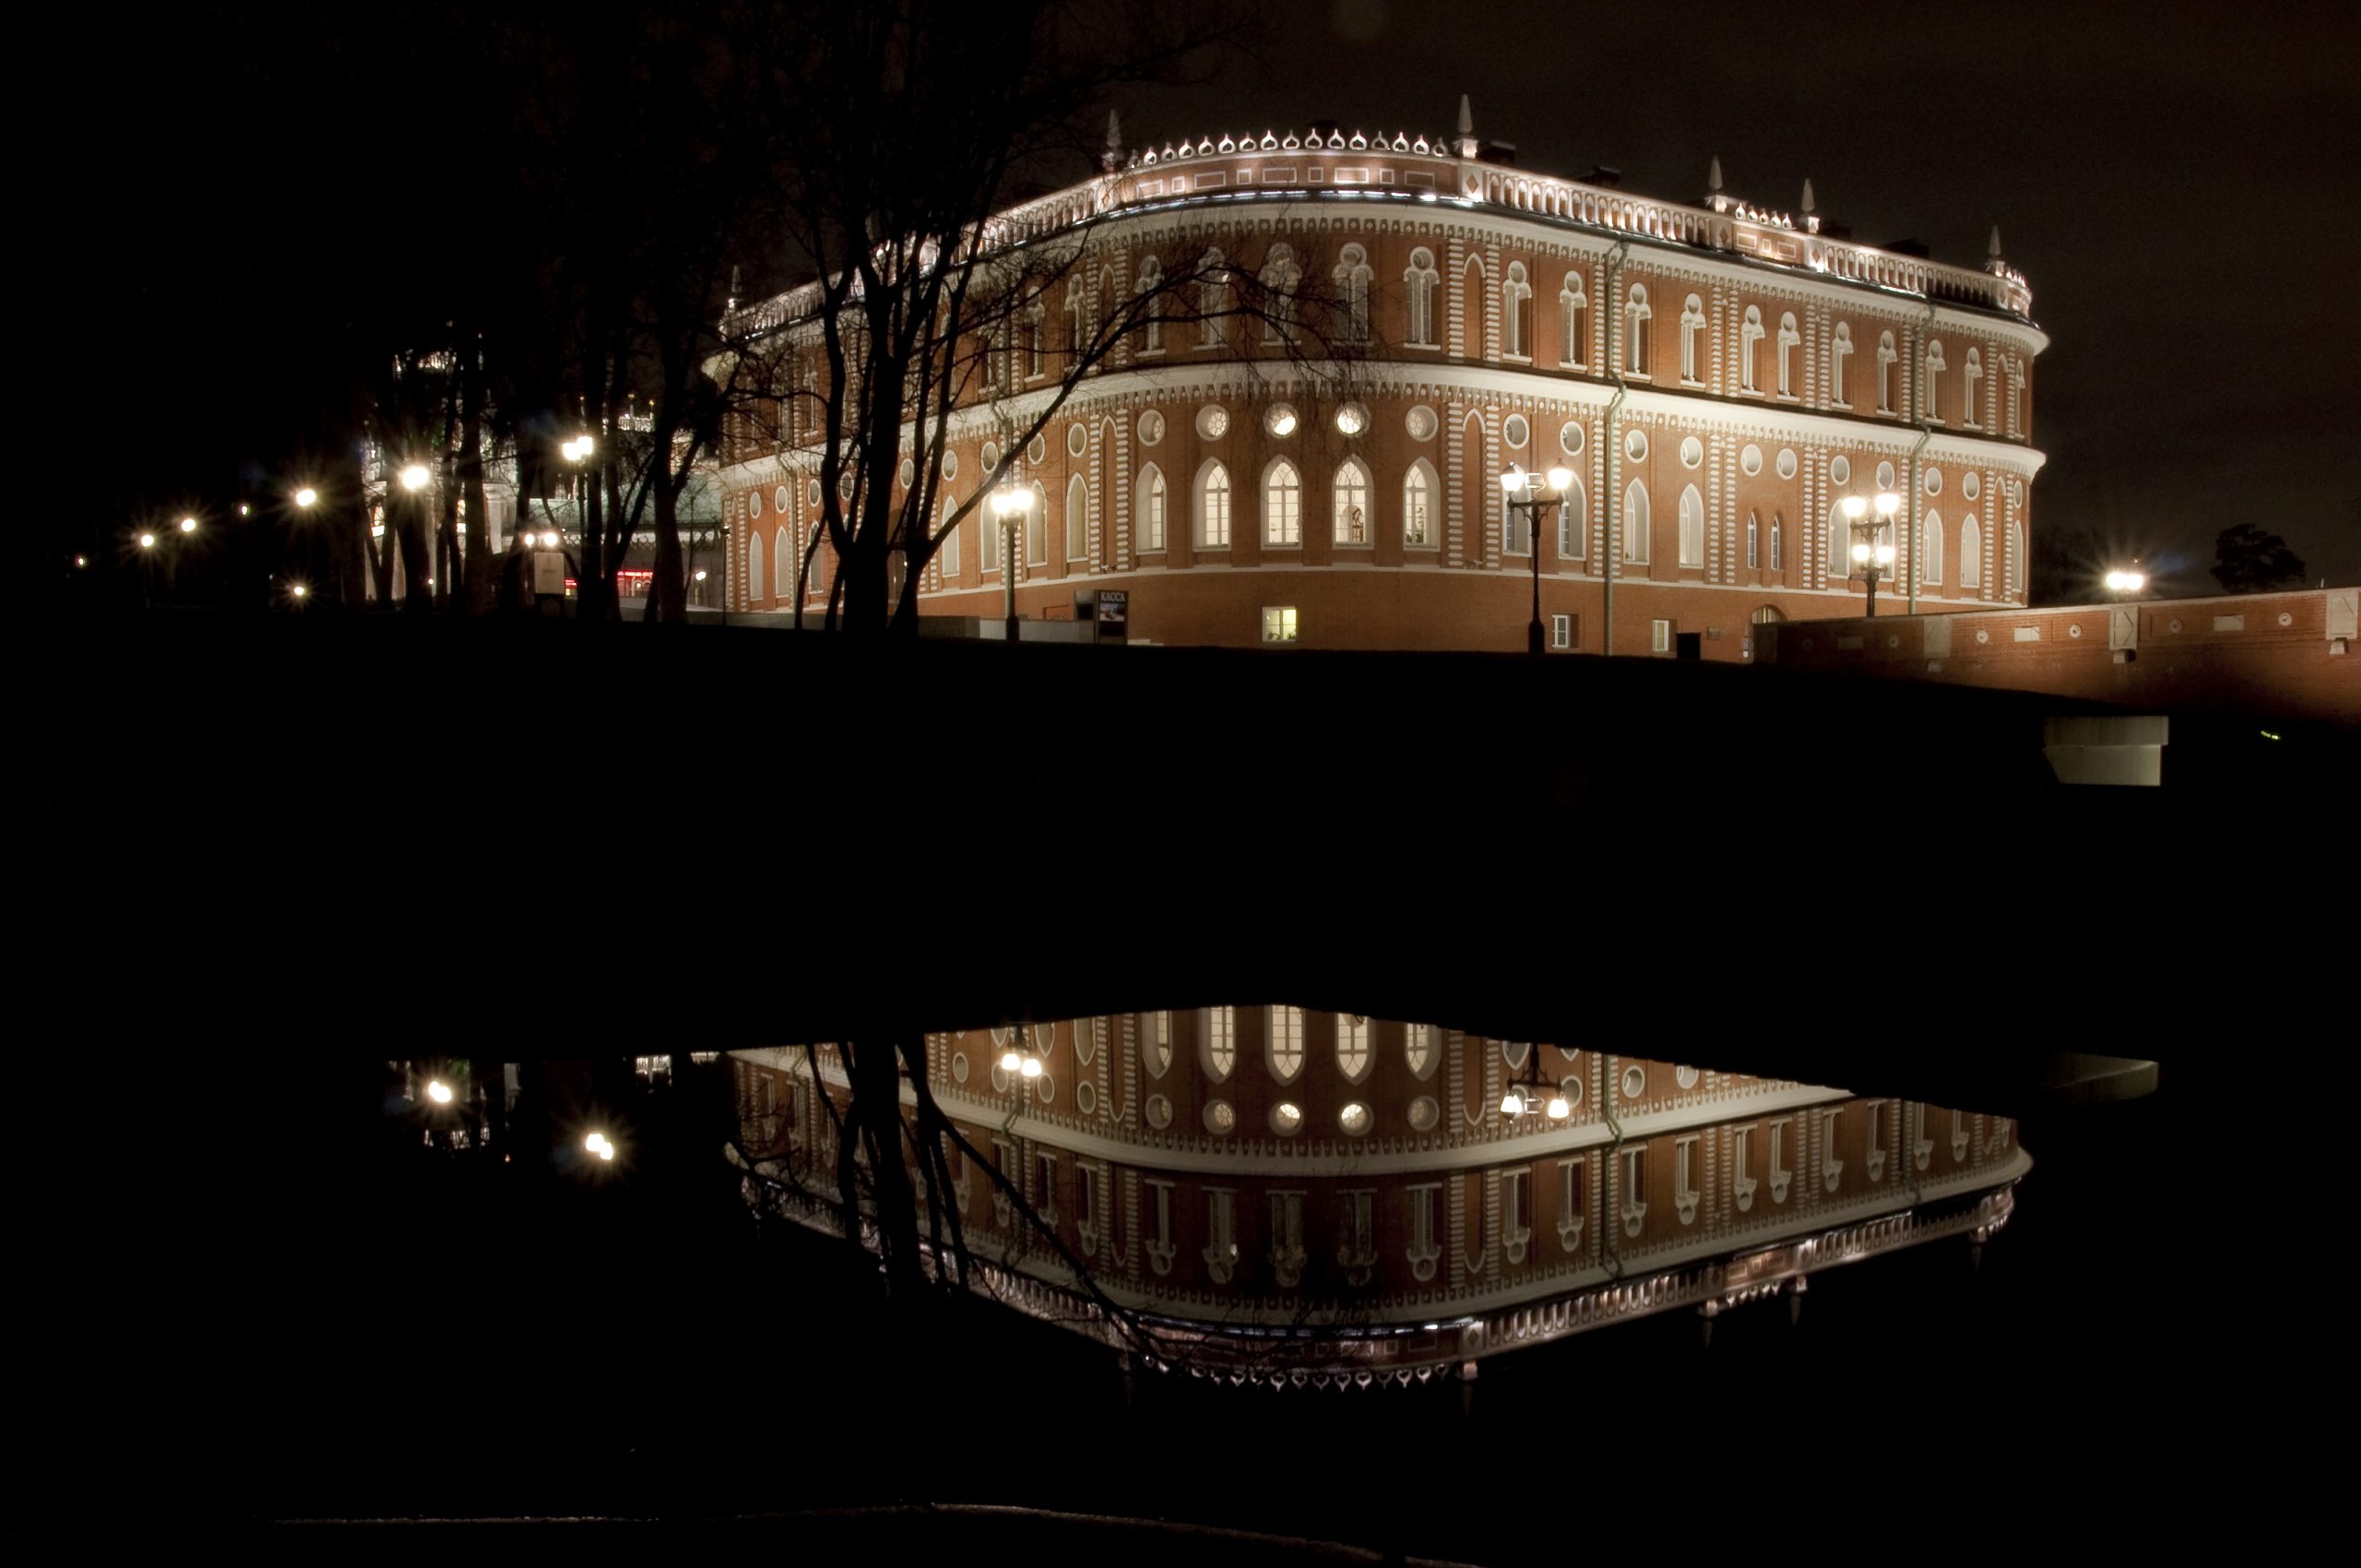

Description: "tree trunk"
397 487 433 612
459 335 494 614
654 477 688 623
847 1037 926 1299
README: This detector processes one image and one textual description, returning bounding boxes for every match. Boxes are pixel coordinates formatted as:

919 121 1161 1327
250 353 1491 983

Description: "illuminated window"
1332 459 1370 544
1828 501 1852 578
1066 474 1089 562
1026 481 1048 565
1263 606 1298 643
1142 1011 1171 1077
1200 1006 1236 1082
1651 618 1672 654
980 503 1002 572
1551 613 1571 649
1679 485 1704 568
1136 463 1167 552
1405 1023 1438 1080
1558 476 1586 559
1746 511 1759 570
1404 460 1438 547
1196 460 1231 548
1336 1015 1372 1082
1961 514 1983 588
1921 510 1943 585
1622 480 1649 564
1263 459 1301 545
1267 1005 1305 1083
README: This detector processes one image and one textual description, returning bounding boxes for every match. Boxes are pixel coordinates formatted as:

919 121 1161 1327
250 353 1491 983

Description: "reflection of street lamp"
1501 464 1576 655
990 481 1033 644
1843 491 1902 616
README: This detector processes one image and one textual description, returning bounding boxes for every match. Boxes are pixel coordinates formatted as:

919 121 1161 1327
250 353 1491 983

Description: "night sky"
54 0 2360 592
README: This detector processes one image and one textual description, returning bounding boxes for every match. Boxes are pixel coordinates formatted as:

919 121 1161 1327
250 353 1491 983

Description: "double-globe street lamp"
1500 464 1576 655
2104 566 2147 596
990 481 1034 645
1842 490 1903 616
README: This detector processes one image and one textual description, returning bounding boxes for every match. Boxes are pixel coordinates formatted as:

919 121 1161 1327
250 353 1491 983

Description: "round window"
1963 470 1981 500
1406 406 1438 442
1877 460 1897 490
1407 1096 1440 1133
1560 421 1585 457
1675 1065 1699 1089
1027 434 1049 465
1264 403 1299 437
1679 436 1703 469
1270 1102 1303 1134
1624 429 1648 462
775 485 792 515
1136 410 1164 448
1033 1073 1054 1104
1067 422 1088 457
898 457 915 490
1559 1076 1584 1108
1334 402 1369 437
807 479 822 508
1196 406 1229 441
950 1052 968 1085
940 449 959 481
748 489 763 518
1339 1102 1371 1136
1503 414 1530 450
1740 444 1762 477
1925 466 1944 496
1620 1064 1645 1099
1775 448 1797 480
1076 1081 1098 1115
1146 1094 1173 1130
1204 1099 1236 1134
1830 456 1852 486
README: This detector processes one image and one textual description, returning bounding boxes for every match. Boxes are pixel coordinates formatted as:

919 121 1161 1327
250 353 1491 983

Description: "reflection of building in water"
731 1011 2025 1386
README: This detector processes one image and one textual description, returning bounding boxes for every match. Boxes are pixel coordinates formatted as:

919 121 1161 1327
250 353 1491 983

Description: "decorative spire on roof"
1101 109 1124 172
1454 94 1477 159
1706 155 1728 213
1985 224 2008 275
1800 178 1815 214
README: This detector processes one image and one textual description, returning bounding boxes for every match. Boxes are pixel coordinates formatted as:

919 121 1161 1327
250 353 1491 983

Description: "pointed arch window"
1136 463 1168 552
1961 514 1984 588
1064 282 1086 365
1134 255 1165 355
1263 458 1301 545
1195 460 1231 548
1026 481 1049 565
1776 312 1800 398
1622 480 1650 564
1924 339 1948 422
1831 322 1855 406
1197 249 1229 348
1921 510 1943 585
1679 294 1706 383
1877 330 1898 413
1259 244 1301 343
1065 474 1090 562
1405 247 1440 347
746 529 765 609
1335 244 1372 342
1739 305 1765 393
981 498 1003 571
775 525 792 599
1558 476 1587 560
1963 348 1984 428
1332 458 1371 545
1560 272 1588 366
1827 501 1851 578
1502 261 1533 359
1336 1016 1372 1083
2006 358 2027 437
1266 1005 1305 1085
1403 459 1438 547
937 502 961 577
1026 302 1047 379
1770 513 1784 571
1678 485 1705 568
1745 510 1759 570
1201 1006 1236 1083
1405 1023 1438 1080
2007 521 2024 596
1625 284 1652 374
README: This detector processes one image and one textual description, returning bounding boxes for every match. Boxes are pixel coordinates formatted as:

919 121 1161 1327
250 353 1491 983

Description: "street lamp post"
1844 491 1902 617
1500 464 1576 655
990 482 1033 645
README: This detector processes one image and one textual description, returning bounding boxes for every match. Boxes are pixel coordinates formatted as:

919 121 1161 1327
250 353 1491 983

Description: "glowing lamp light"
1500 466 1525 496
294 487 318 508
542 532 561 549
137 532 157 550
1852 541 1871 564
1501 1087 1525 1116
425 1078 455 1105
238 503 251 517
399 465 430 492
1019 1056 1044 1080
1874 491 1903 518
694 569 708 582
179 516 198 534
1840 495 1869 522
1546 1092 1572 1120
585 1132 615 1161
291 583 309 599
999 1049 1023 1073
75 554 87 568
1875 542 1895 566
2105 569 2147 593
1546 465 1575 493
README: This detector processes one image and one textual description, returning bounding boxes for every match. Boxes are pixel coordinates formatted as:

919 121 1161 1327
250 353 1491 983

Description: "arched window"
804 521 824 598
1739 305 1765 393
1679 295 1706 383
1963 348 1984 427
1332 458 1370 544
1625 284 1652 374
1827 501 1852 578
1770 513 1784 571
1026 480 1049 564
1136 463 1167 552
1334 244 1372 342
1679 485 1705 568
1961 514 1983 588
1832 322 1855 406
1560 272 1588 366
1877 330 1898 413
1776 312 1800 398
1745 510 1759 570
1064 281 1086 363
1196 248 1228 348
1336 1016 1372 1084
1921 510 1943 585
1141 1011 1171 1077
1200 1005 1236 1083
980 499 1002 571
1405 247 1440 347
936 502 959 577
1266 1005 1305 1084
1558 476 1587 560
746 529 764 609
2007 521 2024 595
1065 474 1089 562
1134 255 1164 354
1026 302 1047 378
1924 339 1948 422
1405 1023 1438 1080
1403 459 1438 547
1263 458 1301 545
1195 460 1231 548
1502 261 1533 358
1622 480 1650 564
1259 244 1301 342
1503 480 1531 556
775 526 791 599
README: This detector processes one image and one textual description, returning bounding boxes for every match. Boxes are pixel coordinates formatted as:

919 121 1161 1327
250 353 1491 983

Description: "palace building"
730 1014 2026 1386
717 101 2045 657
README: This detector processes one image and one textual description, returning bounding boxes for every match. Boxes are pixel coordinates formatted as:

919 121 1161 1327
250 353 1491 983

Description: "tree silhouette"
2211 522 2307 593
